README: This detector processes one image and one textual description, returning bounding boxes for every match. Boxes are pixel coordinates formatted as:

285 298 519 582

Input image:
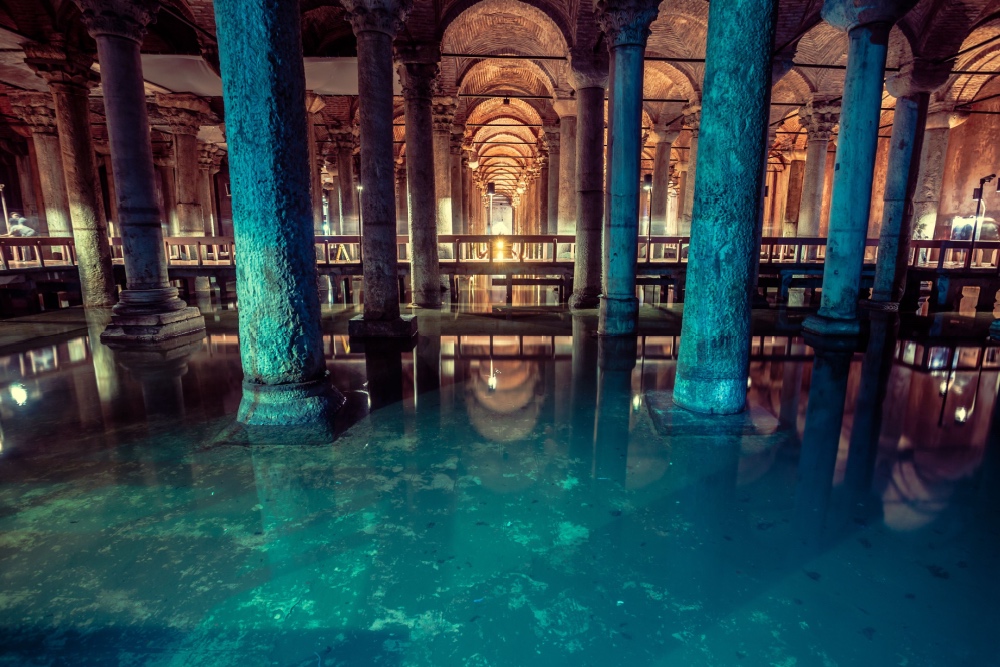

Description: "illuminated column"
553 99 577 234
597 0 660 335
781 153 805 237
8 92 70 236
432 96 456 237
678 105 700 234
650 127 678 235
332 129 358 233
803 0 917 337
395 161 408 235
342 0 417 336
673 0 777 414
796 100 839 241
23 43 116 307
450 129 464 234
154 94 211 238
152 141 177 236
913 109 967 240
398 58 441 307
215 0 342 422
544 126 560 234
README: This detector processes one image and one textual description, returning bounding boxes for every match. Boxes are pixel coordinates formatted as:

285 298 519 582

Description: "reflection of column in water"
113 337 205 420
85 308 126 423
778 355 804 432
793 337 855 549
414 320 441 398
364 339 406 412
977 374 1000 512
594 336 637 485
570 316 599 468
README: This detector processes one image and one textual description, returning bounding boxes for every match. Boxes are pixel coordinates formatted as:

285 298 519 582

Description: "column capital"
152 93 215 135
885 58 952 98
22 41 98 92
397 61 438 101
682 104 701 131
552 98 577 118
8 91 58 135
543 125 560 150
652 128 680 144
596 0 659 48
431 96 457 131
450 129 465 152
198 142 220 171
821 0 916 32
798 99 840 141
74 0 159 43
330 127 356 151
568 47 609 90
341 0 412 38
151 139 175 166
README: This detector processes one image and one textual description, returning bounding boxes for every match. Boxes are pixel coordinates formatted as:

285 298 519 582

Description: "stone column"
23 42 116 306
803 0 916 337
450 129 464 234
673 0 777 415
152 141 177 235
796 100 839 243
14 152 41 225
463 155 474 234
597 0 659 335
544 126 560 233
9 93 71 237
432 96 456 237
343 0 416 337
538 157 549 234
155 94 210 238
75 0 204 342
782 154 806 236
394 161 408 235
914 110 966 240
332 130 358 233
678 105 700 234
650 128 677 235
198 143 220 236
214 0 342 423
98 150 119 230
870 62 948 308
568 53 608 309
305 93 325 232
398 58 441 308
553 100 577 234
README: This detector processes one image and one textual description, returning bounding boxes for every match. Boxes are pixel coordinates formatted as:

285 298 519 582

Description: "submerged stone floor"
0 304 998 666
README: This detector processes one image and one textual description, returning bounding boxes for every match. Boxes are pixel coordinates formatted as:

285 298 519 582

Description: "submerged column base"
238 373 346 426
348 314 419 338
802 313 861 337
673 375 747 416
568 289 601 310
101 288 206 344
598 295 638 336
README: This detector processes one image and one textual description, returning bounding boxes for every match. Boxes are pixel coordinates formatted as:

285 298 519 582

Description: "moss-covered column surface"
343 0 417 338
398 56 441 308
803 0 916 337
672 0 777 415
24 43 116 308
568 50 608 309
214 0 343 424
597 0 659 336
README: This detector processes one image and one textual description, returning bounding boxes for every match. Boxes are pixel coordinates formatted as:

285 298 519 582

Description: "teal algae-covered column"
597 0 659 335
214 0 342 424
803 0 916 337
568 47 608 309
869 62 949 308
344 0 417 338
397 51 442 308
672 0 777 415
75 0 205 344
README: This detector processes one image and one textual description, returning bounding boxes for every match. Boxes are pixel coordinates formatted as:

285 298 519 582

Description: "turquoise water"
0 314 997 666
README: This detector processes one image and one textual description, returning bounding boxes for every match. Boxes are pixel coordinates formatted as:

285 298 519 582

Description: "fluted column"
398 58 441 308
214 0 341 423
553 100 577 234
914 109 966 239
343 0 416 337
432 96 456 237
650 127 678 234
597 0 659 335
678 105 700 234
673 0 777 415
568 51 608 309
796 100 839 244
23 43 116 307
450 129 464 234
804 0 917 337
8 93 70 237
544 126 560 234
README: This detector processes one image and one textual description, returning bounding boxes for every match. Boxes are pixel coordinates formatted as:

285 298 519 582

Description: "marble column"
8 93 71 236
450 130 465 235
568 53 608 309
432 96 456 237
673 0 777 415
544 126 560 234
343 0 416 337
796 100 839 245
597 0 659 335
553 100 577 234
214 0 342 423
913 110 966 240
678 105 700 235
398 59 441 308
332 130 358 234
305 93 325 232
803 0 916 337
23 43 116 307
650 127 678 235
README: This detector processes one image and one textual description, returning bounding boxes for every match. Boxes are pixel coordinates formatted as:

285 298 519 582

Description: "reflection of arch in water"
466 359 543 442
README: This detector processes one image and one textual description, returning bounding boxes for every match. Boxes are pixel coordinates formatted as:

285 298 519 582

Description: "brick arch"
464 97 544 126
794 21 847 97
943 19 1000 105
438 0 572 48
456 58 556 98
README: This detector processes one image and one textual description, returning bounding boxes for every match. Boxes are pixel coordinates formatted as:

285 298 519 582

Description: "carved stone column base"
238 373 345 426
348 314 418 339
802 313 861 338
568 290 601 310
101 303 206 345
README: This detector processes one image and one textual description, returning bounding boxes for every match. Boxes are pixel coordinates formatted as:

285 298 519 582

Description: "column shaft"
680 131 698 233
570 86 605 309
450 143 464 234
673 0 776 414
156 164 178 235
546 145 560 234
650 138 671 234
173 132 204 236
783 158 805 236
337 145 357 233
32 132 72 236
912 119 953 239
557 115 577 233
14 153 41 224
798 138 828 237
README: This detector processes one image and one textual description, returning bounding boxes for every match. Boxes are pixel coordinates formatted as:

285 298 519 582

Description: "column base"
348 314 419 338
649 390 776 434
101 290 206 345
568 290 601 310
598 295 639 336
238 372 346 426
801 313 861 338
673 375 747 416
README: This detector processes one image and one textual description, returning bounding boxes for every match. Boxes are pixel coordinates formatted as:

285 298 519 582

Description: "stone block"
100 306 206 345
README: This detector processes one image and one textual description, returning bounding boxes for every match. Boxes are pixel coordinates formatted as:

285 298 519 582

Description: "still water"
0 309 997 666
